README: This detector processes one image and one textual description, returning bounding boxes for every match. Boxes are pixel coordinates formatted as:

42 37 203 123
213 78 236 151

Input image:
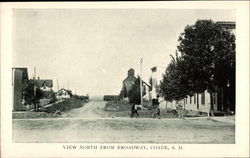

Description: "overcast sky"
13 9 235 96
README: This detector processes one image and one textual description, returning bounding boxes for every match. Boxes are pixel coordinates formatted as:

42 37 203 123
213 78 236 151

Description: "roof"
34 79 53 87
128 68 134 72
56 88 73 95
12 67 29 80
216 21 235 30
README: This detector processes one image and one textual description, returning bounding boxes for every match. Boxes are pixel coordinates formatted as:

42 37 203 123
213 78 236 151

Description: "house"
56 88 72 100
12 68 29 111
34 77 53 91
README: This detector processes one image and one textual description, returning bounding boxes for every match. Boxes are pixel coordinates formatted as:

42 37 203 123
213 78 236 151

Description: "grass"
13 98 88 119
12 111 61 119
41 98 88 113
105 100 180 118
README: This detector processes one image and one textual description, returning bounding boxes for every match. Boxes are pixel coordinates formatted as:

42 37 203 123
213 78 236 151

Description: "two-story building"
34 77 53 91
12 68 29 111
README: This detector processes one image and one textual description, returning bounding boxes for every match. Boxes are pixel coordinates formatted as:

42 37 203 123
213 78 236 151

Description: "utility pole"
67 80 69 90
57 79 59 91
33 67 36 96
34 67 36 79
33 67 37 110
140 58 143 106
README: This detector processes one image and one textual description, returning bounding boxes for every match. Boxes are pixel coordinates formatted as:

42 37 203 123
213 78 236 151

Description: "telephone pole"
67 80 69 90
33 67 36 97
140 58 143 106
57 79 59 91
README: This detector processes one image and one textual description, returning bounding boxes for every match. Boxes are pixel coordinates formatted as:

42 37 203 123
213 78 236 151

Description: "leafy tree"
159 53 190 103
42 90 55 99
177 19 235 116
23 80 43 111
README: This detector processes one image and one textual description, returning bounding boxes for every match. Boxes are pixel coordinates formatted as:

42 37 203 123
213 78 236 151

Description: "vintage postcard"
1 1 249 157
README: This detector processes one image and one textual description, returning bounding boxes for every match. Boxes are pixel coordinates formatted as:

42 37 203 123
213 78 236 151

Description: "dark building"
122 68 137 94
120 68 151 99
12 68 29 111
216 21 236 112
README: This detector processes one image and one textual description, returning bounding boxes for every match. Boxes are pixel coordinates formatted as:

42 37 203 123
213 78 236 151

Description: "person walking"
177 104 185 119
152 95 161 119
131 104 139 118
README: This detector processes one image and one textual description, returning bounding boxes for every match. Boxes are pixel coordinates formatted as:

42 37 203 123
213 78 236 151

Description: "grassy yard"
105 100 180 118
13 98 88 119
41 98 88 113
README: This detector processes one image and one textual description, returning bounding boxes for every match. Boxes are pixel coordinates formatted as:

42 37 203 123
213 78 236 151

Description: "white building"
56 88 72 100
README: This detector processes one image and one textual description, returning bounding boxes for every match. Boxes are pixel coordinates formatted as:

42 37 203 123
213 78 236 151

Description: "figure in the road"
152 95 160 119
131 104 139 118
55 109 61 115
177 104 185 119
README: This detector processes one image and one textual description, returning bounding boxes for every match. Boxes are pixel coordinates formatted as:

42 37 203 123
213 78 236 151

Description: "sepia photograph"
12 8 236 144
1 1 249 158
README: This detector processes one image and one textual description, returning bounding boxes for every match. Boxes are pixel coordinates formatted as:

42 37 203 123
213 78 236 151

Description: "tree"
127 76 146 105
23 80 43 111
149 77 153 91
177 19 235 116
159 53 190 103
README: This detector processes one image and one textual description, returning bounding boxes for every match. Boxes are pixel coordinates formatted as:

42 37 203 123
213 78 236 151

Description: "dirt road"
13 100 235 143
61 100 110 118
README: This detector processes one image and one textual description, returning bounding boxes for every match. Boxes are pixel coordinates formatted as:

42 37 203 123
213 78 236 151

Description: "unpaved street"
13 101 235 143
61 101 110 118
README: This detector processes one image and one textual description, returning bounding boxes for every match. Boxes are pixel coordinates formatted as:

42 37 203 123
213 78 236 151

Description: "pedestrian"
134 104 140 118
152 95 161 119
131 104 139 118
130 104 135 118
177 104 185 119
55 109 61 115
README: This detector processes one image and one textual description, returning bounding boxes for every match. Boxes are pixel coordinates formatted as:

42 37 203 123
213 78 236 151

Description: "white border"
1 1 249 157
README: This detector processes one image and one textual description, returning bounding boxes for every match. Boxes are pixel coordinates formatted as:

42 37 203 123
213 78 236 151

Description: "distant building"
121 68 151 99
56 88 72 100
34 77 53 91
103 95 121 101
12 68 29 111
122 68 137 93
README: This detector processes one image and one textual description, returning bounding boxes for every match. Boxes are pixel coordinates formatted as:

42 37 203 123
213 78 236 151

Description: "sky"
12 9 235 96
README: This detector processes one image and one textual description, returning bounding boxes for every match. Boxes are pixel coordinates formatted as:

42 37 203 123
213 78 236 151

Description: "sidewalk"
210 115 235 124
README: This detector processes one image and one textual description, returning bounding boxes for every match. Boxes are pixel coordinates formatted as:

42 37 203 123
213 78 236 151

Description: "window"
201 92 205 105
194 94 196 104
